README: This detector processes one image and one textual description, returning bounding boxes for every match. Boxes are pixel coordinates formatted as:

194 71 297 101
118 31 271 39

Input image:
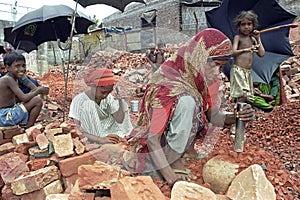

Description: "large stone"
202 155 239 194
110 176 165 200
171 181 217 200
226 164 276 200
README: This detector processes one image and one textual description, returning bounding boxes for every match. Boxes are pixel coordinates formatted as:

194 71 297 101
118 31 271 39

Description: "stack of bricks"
0 122 165 200
280 55 300 101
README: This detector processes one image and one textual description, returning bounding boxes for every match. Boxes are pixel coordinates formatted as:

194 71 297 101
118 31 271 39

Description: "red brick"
0 142 15 156
1 185 21 200
14 141 37 155
69 180 95 200
27 158 49 171
73 137 85 155
2 126 24 139
25 124 43 141
58 148 110 177
78 162 130 190
63 173 78 194
36 133 49 150
0 129 3 140
11 165 60 195
110 176 165 200
0 152 29 184
0 175 4 188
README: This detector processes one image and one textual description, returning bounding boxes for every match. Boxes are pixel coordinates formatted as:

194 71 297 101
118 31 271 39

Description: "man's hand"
99 134 121 144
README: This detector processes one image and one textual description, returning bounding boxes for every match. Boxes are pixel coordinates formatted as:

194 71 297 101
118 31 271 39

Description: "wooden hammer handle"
257 23 298 34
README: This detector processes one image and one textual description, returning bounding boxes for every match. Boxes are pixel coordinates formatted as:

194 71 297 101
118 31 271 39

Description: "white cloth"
69 92 133 137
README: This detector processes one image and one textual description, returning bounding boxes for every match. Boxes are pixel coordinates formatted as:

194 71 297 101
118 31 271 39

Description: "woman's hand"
236 104 255 122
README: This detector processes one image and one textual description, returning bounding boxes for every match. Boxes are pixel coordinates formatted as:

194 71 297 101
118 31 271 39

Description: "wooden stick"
257 23 298 34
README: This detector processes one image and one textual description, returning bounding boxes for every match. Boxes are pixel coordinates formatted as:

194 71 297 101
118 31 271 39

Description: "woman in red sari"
126 28 255 186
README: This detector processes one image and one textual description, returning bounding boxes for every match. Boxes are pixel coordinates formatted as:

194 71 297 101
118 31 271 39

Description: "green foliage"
89 14 100 31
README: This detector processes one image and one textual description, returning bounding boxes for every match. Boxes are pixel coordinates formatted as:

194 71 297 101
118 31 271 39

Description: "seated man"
69 68 133 144
0 51 49 128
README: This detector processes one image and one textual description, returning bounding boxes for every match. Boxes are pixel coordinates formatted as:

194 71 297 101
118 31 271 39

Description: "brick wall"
100 0 300 52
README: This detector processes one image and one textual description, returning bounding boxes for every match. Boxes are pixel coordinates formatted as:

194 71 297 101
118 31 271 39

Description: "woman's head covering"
84 69 115 87
147 28 232 106
137 28 232 129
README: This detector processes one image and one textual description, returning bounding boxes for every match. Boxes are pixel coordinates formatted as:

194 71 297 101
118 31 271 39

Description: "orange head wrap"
84 69 115 87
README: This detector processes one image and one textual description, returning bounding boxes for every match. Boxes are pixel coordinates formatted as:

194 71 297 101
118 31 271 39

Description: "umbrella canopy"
74 0 146 12
11 4 95 47
205 0 297 83
0 45 6 54
4 27 37 53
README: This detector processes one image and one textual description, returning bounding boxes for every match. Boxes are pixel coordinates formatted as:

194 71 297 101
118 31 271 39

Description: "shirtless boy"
0 51 49 128
230 10 265 103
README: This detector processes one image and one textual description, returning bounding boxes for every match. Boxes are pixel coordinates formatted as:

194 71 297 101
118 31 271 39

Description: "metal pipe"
234 102 247 152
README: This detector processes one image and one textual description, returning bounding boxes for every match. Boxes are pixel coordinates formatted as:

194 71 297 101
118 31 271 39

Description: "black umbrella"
0 45 6 54
11 4 95 47
74 0 146 12
4 27 37 53
205 0 297 83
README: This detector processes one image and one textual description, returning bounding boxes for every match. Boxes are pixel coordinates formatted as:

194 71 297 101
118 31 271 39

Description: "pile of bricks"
280 55 300 101
0 122 166 199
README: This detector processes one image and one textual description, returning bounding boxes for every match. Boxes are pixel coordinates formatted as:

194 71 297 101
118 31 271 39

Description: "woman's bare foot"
170 158 194 183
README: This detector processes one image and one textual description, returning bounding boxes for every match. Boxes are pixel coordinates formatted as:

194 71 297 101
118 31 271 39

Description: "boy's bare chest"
0 78 17 108
238 37 254 48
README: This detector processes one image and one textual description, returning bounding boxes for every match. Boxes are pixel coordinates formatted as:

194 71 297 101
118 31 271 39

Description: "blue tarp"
105 27 132 34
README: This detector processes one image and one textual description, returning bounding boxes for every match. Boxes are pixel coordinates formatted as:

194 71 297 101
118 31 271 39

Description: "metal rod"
234 102 247 152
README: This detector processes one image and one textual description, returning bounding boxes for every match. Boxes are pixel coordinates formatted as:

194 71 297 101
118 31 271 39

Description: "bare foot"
170 158 195 183
183 148 198 159
170 157 186 171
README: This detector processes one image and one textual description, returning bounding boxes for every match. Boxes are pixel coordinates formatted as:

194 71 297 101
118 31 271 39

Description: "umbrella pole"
62 2 78 121
58 49 66 121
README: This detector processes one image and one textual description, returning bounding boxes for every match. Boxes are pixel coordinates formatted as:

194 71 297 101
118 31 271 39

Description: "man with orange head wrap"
69 68 133 144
